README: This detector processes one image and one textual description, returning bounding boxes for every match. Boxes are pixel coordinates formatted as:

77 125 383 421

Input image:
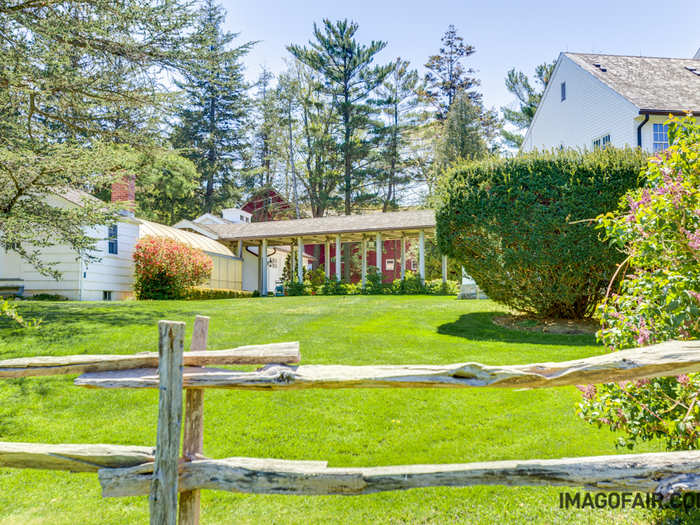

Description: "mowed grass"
0 296 663 524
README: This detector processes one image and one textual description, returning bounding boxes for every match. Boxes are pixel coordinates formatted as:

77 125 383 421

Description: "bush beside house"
435 147 646 319
579 115 700 451
133 236 213 299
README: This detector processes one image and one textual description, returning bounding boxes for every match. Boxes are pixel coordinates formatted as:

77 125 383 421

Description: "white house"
522 50 700 152
0 188 241 301
174 210 312 295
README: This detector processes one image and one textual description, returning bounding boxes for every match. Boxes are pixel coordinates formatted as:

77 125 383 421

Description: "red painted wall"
308 240 415 284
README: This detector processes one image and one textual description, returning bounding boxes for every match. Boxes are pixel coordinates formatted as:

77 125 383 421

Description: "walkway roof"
137 219 234 257
204 209 436 245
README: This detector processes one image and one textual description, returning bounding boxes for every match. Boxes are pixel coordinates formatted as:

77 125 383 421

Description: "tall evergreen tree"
281 63 341 218
422 25 480 120
170 0 253 213
375 58 421 211
501 60 555 148
250 67 283 190
288 19 393 216
437 91 488 165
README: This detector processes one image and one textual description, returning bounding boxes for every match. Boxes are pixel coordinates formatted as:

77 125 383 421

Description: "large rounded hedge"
435 147 647 319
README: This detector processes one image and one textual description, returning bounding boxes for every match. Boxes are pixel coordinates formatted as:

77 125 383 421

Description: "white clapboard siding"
523 55 639 152
82 221 139 300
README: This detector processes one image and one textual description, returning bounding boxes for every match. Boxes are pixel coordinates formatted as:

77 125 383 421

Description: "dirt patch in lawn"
493 314 599 335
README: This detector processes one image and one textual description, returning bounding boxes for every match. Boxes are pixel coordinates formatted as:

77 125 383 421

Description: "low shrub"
24 293 69 301
133 236 213 300
578 115 699 451
436 146 646 318
183 287 254 300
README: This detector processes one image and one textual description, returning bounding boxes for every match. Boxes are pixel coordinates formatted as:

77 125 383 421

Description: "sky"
221 0 700 114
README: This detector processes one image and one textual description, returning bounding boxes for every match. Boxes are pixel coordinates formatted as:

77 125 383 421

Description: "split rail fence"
0 315 699 524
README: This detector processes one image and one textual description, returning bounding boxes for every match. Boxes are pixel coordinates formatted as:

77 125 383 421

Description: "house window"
560 82 566 101
410 259 417 271
385 259 395 271
592 134 611 149
653 123 669 152
102 291 112 301
107 224 118 255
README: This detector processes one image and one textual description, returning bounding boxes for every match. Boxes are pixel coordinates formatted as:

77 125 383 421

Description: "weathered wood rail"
0 317 697 525
74 340 700 391
98 450 700 497
0 342 299 378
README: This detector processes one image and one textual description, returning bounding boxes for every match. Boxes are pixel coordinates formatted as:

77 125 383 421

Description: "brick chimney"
111 175 136 214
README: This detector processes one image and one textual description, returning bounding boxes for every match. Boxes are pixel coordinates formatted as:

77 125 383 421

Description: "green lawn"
0 296 664 524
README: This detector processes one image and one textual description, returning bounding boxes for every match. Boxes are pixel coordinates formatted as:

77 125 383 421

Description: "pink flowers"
635 317 652 346
133 236 213 299
576 384 597 400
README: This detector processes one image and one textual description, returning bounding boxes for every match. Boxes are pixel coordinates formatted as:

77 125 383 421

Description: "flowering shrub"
133 236 213 299
578 115 700 450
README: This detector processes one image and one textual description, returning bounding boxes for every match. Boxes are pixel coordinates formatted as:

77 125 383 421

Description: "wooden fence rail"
98 450 700 497
0 317 697 525
74 340 700 391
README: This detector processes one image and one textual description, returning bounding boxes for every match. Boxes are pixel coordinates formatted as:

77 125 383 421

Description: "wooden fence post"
178 315 209 525
150 321 185 525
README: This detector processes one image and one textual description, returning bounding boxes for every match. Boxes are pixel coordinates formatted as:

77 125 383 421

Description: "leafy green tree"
288 19 393 216
501 61 555 148
0 0 192 278
422 25 480 120
170 0 253 213
133 151 200 225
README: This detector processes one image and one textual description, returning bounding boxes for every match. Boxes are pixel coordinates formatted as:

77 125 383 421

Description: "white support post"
442 255 448 283
375 232 382 280
324 239 330 279
361 237 367 289
297 237 304 284
419 230 425 283
261 239 268 296
290 242 295 282
335 234 341 282
401 236 406 280
257 242 262 294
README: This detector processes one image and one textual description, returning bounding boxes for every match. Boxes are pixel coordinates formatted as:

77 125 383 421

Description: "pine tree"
250 68 283 190
422 25 480 120
288 19 393 216
437 91 488 165
170 0 253 213
501 60 555 148
279 63 341 218
375 58 421 211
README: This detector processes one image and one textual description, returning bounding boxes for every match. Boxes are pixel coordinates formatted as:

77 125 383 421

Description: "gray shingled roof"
207 209 436 244
565 53 700 113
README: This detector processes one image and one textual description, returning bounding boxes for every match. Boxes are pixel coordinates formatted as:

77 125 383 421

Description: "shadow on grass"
0 301 202 348
437 312 598 347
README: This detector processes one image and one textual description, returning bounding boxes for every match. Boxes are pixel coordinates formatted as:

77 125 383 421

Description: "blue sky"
222 0 699 113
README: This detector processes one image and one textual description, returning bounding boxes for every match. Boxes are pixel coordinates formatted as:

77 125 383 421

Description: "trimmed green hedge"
285 271 459 296
436 147 647 319
183 287 254 300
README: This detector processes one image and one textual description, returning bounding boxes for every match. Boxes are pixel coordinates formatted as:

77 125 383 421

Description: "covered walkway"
203 210 445 295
